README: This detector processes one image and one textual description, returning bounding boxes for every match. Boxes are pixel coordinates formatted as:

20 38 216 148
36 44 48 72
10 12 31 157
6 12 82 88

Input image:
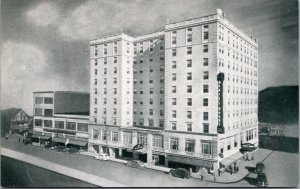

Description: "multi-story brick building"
32 91 90 148
88 9 258 173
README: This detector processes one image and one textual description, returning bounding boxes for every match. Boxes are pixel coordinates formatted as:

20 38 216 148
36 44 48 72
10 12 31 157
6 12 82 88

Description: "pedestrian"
218 168 221 176
251 155 254 160
229 166 233 175
213 176 216 181
246 152 249 161
200 174 204 181
18 138 21 142
237 166 239 172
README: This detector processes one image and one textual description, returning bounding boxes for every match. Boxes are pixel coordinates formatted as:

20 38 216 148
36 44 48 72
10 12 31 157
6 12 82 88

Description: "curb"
195 150 274 184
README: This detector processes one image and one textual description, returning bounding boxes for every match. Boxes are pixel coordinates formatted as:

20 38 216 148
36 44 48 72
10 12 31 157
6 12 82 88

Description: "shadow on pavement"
244 176 257 186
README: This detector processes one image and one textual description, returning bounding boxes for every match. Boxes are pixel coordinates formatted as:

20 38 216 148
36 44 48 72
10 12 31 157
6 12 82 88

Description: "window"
113 108 117 115
113 88 117 94
78 123 88 132
113 67 117 74
34 119 42 127
112 132 118 142
187 47 192 54
187 85 192 93
159 120 164 127
104 58 107 65
202 141 211 155
104 88 107 94
95 59 98 66
160 76 164 83
66 122 76 130
104 68 107 74
94 98 97 104
94 108 97 114
171 31 177 45
113 77 117 84
172 86 176 93
44 98 53 104
93 130 99 139
203 58 208 66
187 123 192 131
149 77 153 83
137 133 147 146
113 98 117 104
203 45 208 52
203 85 209 93
172 98 176 105
160 65 164 71
203 123 209 133
123 132 132 144
203 112 209 120
203 31 209 40
160 110 164 116
102 131 107 140
186 28 192 43
203 98 208 106
187 59 192 67
185 139 195 152
172 49 176 56
148 119 154 127
149 109 153 116
187 98 192 106
172 73 176 81
204 71 209 80
139 118 144 126
160 98 164 105
34 108 43 116
35 97 43 104
149 98 153 105
139 42 143 53
187 111 192 119
170 138 178 150
152 135 163 148
44 120 52 128
103 98 107 105
172 110 176 118
172 61 176 68
187 72 192 80
55 121 64 129
140 88 143 94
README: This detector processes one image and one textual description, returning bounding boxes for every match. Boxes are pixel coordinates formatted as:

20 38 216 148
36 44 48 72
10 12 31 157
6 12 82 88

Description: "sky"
1 0 298 115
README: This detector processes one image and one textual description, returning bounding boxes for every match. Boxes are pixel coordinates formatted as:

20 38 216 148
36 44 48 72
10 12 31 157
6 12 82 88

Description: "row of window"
133 65 164 74
35 97 53 105
227 108 258 117
171 58 209 69
134 38 164 54
34 108 53 116
171 98 208 106
94 42 119 57
171 111 209 120
171 45 208 56
34 119 88 132
170 122 209 133
171 25 209 45
133 119 164 127
170 138 212 155
227 98 258 105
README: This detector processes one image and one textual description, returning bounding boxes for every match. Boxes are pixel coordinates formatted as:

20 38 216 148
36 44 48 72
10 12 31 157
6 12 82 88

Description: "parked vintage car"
132 144 143 151
126 160 144 168
95 153 110 161
257 172 268 187
240 143 256 153
170 168 191 179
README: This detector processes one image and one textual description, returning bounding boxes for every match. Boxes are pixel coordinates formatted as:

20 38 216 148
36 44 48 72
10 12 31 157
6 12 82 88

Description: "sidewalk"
193 148 273 183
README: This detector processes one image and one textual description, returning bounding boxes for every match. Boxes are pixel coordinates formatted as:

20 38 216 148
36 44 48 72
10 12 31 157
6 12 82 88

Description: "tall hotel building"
89 9 258 172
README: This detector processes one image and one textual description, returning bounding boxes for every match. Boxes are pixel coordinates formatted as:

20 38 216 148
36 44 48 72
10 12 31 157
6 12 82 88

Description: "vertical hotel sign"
217 73 225 134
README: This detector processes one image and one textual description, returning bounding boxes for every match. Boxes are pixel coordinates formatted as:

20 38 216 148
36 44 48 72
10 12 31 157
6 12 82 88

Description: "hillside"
258 86 298 124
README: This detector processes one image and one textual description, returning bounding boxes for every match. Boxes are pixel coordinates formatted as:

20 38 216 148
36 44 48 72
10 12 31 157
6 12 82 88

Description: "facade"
88 9 258 172
1 108 32 134
32 91 90 148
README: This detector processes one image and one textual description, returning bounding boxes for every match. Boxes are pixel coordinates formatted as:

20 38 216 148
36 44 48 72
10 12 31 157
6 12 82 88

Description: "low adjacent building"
32 91 90 149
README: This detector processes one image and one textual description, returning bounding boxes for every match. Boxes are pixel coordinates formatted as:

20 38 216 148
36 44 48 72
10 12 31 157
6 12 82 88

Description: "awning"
51 137 66 143
67 139 87 146
219 151 243 167
31 134 51 140
166 155 214 169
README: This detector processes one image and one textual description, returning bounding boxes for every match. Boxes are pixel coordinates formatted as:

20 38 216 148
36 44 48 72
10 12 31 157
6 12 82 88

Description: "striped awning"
51 137 66 143
220 151 243 167
166 155 214 168
68 139 87 146
31 134 51 140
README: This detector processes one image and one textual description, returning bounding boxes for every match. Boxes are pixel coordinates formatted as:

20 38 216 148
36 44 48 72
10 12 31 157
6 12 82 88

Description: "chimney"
216 9 223 15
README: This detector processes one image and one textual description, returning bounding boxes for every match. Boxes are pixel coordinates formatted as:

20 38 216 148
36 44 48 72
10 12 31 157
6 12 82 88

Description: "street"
1 136 299 187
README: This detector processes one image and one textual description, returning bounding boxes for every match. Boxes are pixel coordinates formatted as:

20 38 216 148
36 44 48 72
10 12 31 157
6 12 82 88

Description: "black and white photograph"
0 0 299 187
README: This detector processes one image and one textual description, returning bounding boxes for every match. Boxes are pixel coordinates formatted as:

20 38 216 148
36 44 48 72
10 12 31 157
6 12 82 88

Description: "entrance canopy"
68 139 87 146
219 151 243 167
31 134 51 140
51 137 66 143
166 155 215 169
